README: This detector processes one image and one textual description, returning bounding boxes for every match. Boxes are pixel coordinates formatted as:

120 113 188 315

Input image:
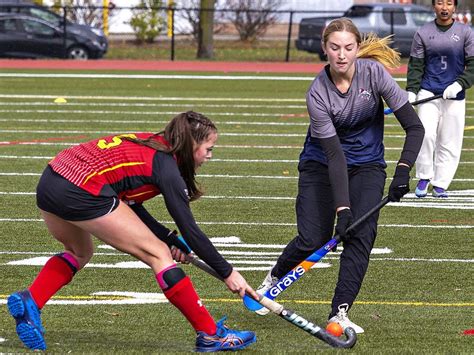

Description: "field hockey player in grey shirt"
255 18 425 334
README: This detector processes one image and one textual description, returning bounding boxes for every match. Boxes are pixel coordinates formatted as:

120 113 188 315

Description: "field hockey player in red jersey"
7 111 258 352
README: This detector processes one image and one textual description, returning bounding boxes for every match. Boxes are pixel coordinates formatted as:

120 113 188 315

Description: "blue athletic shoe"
195 317 256 352
7 290 46 351
415 179 430 198
432 186 448 198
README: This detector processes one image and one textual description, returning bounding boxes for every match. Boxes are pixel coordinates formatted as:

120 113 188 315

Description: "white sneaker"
254 267 279 316
328 303 364 334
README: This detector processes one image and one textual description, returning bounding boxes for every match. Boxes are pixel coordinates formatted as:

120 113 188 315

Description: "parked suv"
0 14 107 59
296 3 433 60
0 0 107 58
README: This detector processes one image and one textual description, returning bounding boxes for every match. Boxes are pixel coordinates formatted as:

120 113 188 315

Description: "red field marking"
431 219 449 223
0 59 408 74
0 135 88 146
463 329 474 335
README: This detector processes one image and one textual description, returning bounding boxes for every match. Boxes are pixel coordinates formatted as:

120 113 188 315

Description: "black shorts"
36 165 120 221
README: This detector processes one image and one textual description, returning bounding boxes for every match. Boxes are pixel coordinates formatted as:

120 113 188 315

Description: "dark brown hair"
125 111 217 201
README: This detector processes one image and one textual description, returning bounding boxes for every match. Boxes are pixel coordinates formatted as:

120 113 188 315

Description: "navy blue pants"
273 160 386 318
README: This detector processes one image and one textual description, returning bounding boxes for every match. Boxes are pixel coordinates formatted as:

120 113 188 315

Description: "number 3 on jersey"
97 134 137 149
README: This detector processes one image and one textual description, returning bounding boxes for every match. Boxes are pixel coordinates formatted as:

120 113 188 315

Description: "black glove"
335 208 353 242
388 165 411 202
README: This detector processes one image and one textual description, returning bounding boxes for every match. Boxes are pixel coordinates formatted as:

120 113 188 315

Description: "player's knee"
297 234 322 252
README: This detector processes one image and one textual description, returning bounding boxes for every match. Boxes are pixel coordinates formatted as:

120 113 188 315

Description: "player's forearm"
393 102 425 167
319 135 350 209
406 56 424 94
456 56 474 90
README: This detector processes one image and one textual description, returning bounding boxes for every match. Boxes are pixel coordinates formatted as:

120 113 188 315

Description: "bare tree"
225 0 282 42
197 0 215 59
176 0 225 41
61 0 117 29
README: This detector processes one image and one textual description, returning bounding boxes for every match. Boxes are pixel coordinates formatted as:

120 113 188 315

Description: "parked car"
0 0 107 57
295 3 433 60
0 14 107 59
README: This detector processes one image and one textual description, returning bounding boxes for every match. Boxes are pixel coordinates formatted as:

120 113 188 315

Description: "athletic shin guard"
157 265 216 335
29 252 79 309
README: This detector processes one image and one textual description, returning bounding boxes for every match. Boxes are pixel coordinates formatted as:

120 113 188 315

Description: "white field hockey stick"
242 197 389 312
384 93 443 114
183 253 357 349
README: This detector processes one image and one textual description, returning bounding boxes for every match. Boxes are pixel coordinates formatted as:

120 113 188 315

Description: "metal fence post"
171 7 175 61
62 6 67 59
285 11 294 62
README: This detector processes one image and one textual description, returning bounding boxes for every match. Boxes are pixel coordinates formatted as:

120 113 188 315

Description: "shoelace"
336 304 349 320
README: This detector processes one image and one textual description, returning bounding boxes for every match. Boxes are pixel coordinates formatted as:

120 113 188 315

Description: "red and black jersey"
49 133 168 203
48 132 233 278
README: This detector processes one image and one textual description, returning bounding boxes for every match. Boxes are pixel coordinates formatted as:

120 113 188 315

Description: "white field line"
0 109 302 117
0 94 307 102
0 117 466 131
1 154 472 165
0 72 407 82
0 217 472 228
3 250 473 263
0 250 283 257
0 115 469 131
0 101 307 109
0 117 310 126
17 95 471 105
1 141 474 152
0 129 472 139
0 122 462 130
0 73 316 81
1 190 474 198
2 191 474 209
3 109 473 127
0 129 308 137
2 172 474 183
3 254 472 265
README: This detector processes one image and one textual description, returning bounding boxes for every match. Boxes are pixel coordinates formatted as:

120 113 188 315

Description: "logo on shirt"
358 88 372 101
451 33 460 42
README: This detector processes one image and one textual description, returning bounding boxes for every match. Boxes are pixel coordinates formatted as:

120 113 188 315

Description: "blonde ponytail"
357 32 401 70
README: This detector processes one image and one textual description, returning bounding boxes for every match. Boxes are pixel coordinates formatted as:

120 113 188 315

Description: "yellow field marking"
199 298 474 308
292 300 474 307
1 295 472 307
465 126 474 131
0 294 131 300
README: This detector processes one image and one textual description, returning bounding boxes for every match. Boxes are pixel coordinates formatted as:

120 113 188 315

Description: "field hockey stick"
384 93 443 115
184 253 357 349
243 196 390 312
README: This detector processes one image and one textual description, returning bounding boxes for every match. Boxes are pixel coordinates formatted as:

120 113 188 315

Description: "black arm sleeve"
393 102 425 167
318 135 350 208
457 56 474 90
406 56 424 94
130 203 173 247
153 152 233 279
